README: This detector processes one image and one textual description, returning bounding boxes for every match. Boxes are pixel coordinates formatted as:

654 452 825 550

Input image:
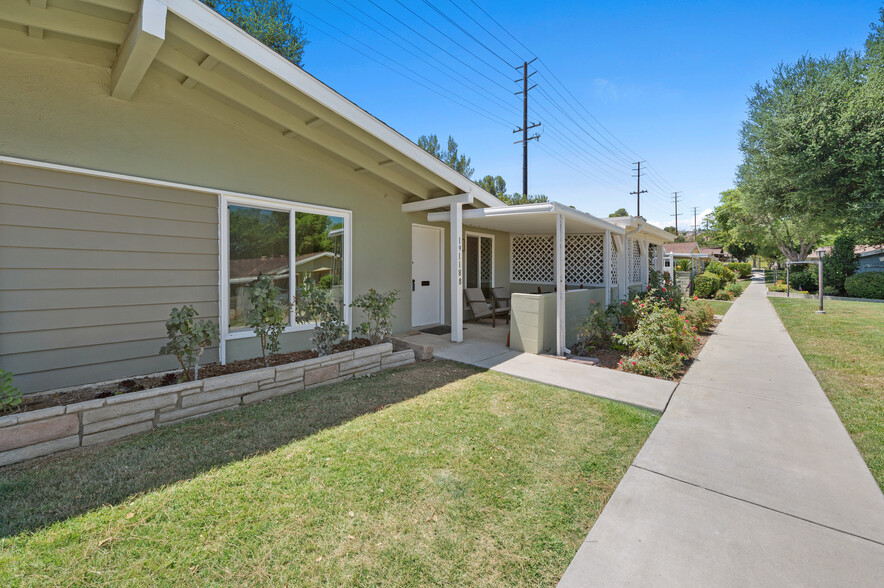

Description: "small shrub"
296 278 348 355
350 288 400 345
575 301 617 352
682 299 715 331
614 302 698 379
729 262 752 278
0 370 22 412
159 305 219 381
844 272 884 299
693 272 721 298
725 282 745 297
607 297 641 334
822 285 841 296
706 260 726 275
643 270 683 311
714 289 734 301
675 259 692 271
788 268 818 293
246 274 292 366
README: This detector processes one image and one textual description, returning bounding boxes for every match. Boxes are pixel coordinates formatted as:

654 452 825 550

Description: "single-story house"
0 0 668 395
811 245 884 273
701 246 733 263
661 242 709 269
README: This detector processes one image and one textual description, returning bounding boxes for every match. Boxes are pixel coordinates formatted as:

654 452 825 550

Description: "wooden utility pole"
513 59 540 197
692 206 699 239
630 161 647 217
671 192 680 233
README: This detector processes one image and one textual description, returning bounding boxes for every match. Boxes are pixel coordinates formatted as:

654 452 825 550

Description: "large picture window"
228 205 290 330
221 195 351 348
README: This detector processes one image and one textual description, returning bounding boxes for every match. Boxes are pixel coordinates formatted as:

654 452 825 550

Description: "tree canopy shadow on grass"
0 361 480 538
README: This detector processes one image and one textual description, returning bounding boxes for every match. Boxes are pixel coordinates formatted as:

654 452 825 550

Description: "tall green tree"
735 10 884 257
476 175 507 198
499 193 549 205
202 0 308 66
417 134 474 179
609 208 629 217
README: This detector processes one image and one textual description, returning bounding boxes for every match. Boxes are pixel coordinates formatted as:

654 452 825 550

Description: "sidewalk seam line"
631 465 884 548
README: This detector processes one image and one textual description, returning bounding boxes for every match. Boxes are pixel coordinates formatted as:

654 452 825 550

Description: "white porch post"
603 229 611 306
667 253 675 282
616 235 628 300
450 202 463 342
640 240 649 289
555 213 566 356
656 244 664 272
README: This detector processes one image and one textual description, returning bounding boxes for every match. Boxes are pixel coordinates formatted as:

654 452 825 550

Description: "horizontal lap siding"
0 163 219 393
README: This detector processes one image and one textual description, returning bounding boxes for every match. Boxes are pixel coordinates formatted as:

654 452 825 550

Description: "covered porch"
416 201 669 356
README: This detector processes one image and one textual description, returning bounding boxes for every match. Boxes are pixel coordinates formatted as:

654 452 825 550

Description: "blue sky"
290 0 878 229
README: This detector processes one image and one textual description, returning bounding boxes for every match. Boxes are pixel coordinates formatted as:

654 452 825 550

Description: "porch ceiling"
427 202 624 235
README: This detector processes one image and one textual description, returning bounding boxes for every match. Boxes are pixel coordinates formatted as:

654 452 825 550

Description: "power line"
421 0 514 69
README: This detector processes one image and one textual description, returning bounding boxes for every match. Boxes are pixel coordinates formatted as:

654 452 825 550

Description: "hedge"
693 272 721 298
729 262 752 279
844 272 884 299
788 268 818 293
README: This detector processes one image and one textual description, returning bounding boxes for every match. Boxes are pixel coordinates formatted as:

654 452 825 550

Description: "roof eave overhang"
163 0 505 208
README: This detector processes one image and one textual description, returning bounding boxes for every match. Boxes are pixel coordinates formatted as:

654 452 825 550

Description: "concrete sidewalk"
398 323 676 412
559 277 884 587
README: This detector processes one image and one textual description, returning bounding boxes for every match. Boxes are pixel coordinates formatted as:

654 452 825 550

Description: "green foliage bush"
296 278 347 355
693 272 721 298
675 259 692 271
822 235 859 294
822 285 841 296
575 301 618 352
682 300 715 332
788 268 818 293
350 289 399 345
714 289 735 301
643 270 683 311
0 369 22 412
614 302 698 379
159 306 219 381
729 262 753 278
725 282 745 297
247 274 291 366
844 272 884 299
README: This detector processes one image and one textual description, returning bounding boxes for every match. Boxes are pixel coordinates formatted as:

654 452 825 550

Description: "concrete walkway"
559 277 884 587
398 323 676 412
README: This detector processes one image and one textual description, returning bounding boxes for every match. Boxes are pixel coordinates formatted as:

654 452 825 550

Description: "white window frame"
219 193 352 363
463 231 495 290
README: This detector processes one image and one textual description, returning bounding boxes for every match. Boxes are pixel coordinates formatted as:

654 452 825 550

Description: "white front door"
412 224 442 327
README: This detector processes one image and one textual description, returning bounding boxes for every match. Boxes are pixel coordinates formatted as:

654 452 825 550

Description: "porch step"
391 337 435 361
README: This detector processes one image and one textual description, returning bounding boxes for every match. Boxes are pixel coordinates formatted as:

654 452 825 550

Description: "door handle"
412 279 416 292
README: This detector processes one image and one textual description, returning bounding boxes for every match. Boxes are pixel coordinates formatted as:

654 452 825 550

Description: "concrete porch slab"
397 323 676 412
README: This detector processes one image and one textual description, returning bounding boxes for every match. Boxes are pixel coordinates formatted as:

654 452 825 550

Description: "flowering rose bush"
682 299 715 332
614 301 697 379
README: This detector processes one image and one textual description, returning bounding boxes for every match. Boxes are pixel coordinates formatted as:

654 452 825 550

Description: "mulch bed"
573 319 720 382
16 338 373 414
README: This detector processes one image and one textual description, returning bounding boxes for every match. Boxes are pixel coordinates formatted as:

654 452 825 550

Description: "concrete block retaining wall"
0 343 414 467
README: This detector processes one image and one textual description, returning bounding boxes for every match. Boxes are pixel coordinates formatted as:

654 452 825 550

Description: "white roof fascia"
427 202 625 233
161 0 505 208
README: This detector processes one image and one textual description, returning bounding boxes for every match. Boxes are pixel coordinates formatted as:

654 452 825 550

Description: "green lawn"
771 298 884 490
705 300 734 316
0 361 657 586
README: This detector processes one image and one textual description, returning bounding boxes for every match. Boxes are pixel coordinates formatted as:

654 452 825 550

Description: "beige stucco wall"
0 44 459 393
509 288 604 354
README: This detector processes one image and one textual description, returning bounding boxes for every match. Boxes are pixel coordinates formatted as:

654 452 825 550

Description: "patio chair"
464 287 506 328
491 287 511 325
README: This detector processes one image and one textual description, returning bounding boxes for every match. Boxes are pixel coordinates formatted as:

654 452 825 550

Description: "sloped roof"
663 242 701 255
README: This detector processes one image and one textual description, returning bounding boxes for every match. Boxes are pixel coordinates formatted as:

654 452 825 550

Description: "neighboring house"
700 247 733 263
812 245 884 273
0 0 668 394
662 242 710 269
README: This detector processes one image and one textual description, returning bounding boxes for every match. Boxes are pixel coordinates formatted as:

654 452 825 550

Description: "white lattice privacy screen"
649 243 658 271
565 234 604 285
480 237 493 285
511 234 606 285
628 238 642 284
610 239 618 285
